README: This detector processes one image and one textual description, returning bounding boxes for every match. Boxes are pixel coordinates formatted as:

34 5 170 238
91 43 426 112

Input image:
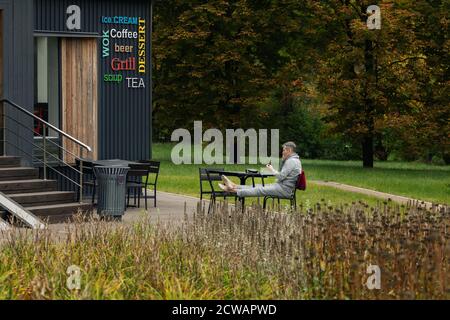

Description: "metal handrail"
1 98 92 203
0 98 91 152
4 113 82 161
1 138 82 189
2 126 82 177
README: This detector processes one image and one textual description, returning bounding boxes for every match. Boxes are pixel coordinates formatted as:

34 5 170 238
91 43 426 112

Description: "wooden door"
61 38 98 162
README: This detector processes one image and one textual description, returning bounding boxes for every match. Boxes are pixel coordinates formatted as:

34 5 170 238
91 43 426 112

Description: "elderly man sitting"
219 142 302 199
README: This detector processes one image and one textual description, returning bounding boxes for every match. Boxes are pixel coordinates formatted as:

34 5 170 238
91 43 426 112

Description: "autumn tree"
152 0 305 138
314 0 446 167
151 0 448 165
405 0 449 163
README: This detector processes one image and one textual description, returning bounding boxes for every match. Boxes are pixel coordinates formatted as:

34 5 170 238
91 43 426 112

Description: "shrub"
0 201 448 300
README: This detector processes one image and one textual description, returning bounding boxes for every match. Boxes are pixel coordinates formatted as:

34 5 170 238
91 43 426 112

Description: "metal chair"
75 158 97 204
126 163 151 210
245 169 265 187
263 174 302 210
199 167 224 201
245 169 266 206
203 168 231 214
137 160 160 208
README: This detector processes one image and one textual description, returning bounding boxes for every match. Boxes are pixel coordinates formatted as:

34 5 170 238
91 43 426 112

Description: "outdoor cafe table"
206 169 274 186
206 169 274 208
77 158 139 168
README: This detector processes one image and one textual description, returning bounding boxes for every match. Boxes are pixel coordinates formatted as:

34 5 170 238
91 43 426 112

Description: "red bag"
296 170 306 191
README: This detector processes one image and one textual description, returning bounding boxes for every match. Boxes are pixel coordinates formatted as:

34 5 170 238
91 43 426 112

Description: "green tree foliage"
311 1 411 166
152 0 449 165
407 0 450 163
152 0 304 139
259 92 325 159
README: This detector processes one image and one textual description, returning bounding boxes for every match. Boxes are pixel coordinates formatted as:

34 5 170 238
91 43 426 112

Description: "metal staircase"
0 99 93 228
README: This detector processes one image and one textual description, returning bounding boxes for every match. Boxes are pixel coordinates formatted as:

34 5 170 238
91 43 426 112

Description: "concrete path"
122 191 203 224
3 183 445 236
45 191 206 234
311 180 440 208
48 181 442 234
0 192 206 242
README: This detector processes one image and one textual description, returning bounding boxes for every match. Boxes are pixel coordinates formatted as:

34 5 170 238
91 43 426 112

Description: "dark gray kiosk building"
0 0 153 226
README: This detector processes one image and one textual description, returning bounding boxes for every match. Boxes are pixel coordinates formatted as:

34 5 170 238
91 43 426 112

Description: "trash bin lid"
94 166 130 175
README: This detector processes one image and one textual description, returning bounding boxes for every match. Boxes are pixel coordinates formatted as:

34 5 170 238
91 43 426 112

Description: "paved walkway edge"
157 185 445 210
311 180 441 208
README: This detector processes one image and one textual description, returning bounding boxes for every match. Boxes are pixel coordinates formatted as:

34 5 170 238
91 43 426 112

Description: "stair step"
9 191 76 207
26 203 93 223
0 156 21 168
0 179 57 194
0 156 91 225
0 167 39 181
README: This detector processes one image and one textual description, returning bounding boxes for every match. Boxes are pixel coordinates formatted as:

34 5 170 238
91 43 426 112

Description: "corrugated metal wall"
35 0 152 161
44 165 94 198
0 0 35 165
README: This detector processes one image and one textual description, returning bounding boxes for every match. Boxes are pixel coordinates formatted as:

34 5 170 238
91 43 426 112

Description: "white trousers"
236 183 293 198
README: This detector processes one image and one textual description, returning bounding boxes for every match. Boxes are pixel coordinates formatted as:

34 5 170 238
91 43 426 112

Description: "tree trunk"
362 39 375 168
443 152 450 165
374 135 388 161
362 136 374 168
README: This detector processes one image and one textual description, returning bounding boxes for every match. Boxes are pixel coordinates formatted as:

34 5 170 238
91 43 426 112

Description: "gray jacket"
275 153 302 192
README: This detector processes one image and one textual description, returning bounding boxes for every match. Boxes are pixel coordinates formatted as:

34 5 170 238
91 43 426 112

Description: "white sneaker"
218 183 229 192
221 175 234 188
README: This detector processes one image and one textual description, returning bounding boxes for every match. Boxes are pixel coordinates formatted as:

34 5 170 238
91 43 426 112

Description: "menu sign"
101 16 146 89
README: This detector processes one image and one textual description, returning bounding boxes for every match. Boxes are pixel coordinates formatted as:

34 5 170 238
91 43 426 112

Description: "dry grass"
0 201 449 300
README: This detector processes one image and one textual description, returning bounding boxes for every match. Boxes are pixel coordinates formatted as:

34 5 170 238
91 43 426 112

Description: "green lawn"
150 143 450 207
303 159 449 204
155 161 383 207
151 143 450 205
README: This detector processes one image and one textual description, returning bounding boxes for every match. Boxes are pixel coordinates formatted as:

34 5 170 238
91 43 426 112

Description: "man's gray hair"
282 141 297 152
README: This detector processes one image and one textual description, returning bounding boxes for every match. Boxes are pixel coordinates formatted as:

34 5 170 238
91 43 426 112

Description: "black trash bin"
94 166 129 220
